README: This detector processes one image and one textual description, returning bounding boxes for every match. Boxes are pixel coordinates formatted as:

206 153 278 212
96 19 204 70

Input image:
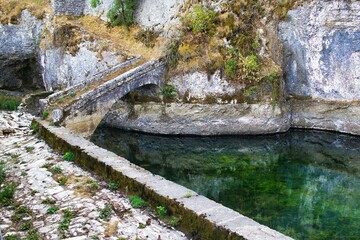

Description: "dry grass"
55 15 164 61
0 0 51 24
104 220 119 237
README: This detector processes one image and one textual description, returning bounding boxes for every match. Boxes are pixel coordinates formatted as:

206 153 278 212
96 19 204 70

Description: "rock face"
0 10 43 90
279 0 360 101
41 42 123 91
52 0 86 16
169 71 237 101
103 102 291 135
290 99 360 135
135 0 184 35
83 0 184 35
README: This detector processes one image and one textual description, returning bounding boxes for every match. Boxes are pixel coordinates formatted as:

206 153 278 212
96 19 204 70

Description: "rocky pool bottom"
91 127 360 240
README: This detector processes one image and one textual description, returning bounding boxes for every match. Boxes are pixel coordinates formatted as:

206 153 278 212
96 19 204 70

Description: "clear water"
91 127 360 240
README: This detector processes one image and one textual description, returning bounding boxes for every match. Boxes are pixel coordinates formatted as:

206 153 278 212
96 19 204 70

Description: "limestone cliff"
0 10 43 90
280 0 360 101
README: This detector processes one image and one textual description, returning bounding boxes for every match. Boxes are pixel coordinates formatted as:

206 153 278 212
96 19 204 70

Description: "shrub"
57 176 68 186
107 0 137 27
42 111 49 120
184 4 216 33
163 40 180 69
90 0 102 8
42 197 56 205
19 221 32 231
160 85 176 100
225 58 238 79
156 206 167 219
25 146 35 153
62 152 74 161
51 166 63 174
129 195 147 208
0 182 16 206
99 204 112 221
30 122 38 133
243 54 259 75
244 85 260 98
4 234 21 240
47 205 60 214
58 209 75 234
109 180 118 190
0 96 21 111
25 229 40 240
134 28 159 48
0 161 6 185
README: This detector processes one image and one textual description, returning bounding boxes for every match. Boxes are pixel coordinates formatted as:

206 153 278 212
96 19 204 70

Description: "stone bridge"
62 59 166 137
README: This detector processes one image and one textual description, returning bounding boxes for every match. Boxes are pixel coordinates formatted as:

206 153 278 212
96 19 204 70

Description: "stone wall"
53 0 86 16
279 0 360 101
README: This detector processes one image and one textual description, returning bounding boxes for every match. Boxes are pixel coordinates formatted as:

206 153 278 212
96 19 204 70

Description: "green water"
91 127 360 240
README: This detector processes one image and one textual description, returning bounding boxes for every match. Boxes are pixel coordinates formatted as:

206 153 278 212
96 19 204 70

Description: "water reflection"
91 127 360 239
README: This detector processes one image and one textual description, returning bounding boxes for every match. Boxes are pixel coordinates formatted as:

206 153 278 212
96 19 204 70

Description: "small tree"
160 85 176 103
107 0 137 27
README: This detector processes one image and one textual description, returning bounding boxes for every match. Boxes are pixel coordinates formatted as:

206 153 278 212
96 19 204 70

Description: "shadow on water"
91 127 360 240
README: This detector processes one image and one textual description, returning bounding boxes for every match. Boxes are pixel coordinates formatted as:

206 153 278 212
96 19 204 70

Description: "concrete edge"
34 119 293 240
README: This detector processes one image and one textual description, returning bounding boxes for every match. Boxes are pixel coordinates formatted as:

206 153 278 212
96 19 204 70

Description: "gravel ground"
0 110 188 240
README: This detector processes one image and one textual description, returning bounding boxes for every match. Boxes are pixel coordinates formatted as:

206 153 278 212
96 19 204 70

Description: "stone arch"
63 60 165 138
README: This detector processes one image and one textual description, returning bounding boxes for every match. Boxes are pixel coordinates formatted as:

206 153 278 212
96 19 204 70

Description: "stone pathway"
0 110 188 240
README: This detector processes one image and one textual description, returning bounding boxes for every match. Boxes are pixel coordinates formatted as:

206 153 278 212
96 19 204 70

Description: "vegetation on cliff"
0 0 50 24
161 0 308 104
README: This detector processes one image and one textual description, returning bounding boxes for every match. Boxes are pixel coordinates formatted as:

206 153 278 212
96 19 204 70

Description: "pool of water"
91 127 360 239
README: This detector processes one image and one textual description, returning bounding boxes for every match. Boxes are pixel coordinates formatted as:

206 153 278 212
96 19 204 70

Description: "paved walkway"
0 110 188 240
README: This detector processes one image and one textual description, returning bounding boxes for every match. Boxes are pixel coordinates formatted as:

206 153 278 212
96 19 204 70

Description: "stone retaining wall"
35 119 292 240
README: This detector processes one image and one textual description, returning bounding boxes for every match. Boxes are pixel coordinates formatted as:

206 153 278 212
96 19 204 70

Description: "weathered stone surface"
0 10 43 90
51 109 63 124
169 70 236 101
104 102 291 135
291 99 360 135
52 0 86 16
83 0 184 35
279 0 360 101
41 41 124 91
135 0 184 35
